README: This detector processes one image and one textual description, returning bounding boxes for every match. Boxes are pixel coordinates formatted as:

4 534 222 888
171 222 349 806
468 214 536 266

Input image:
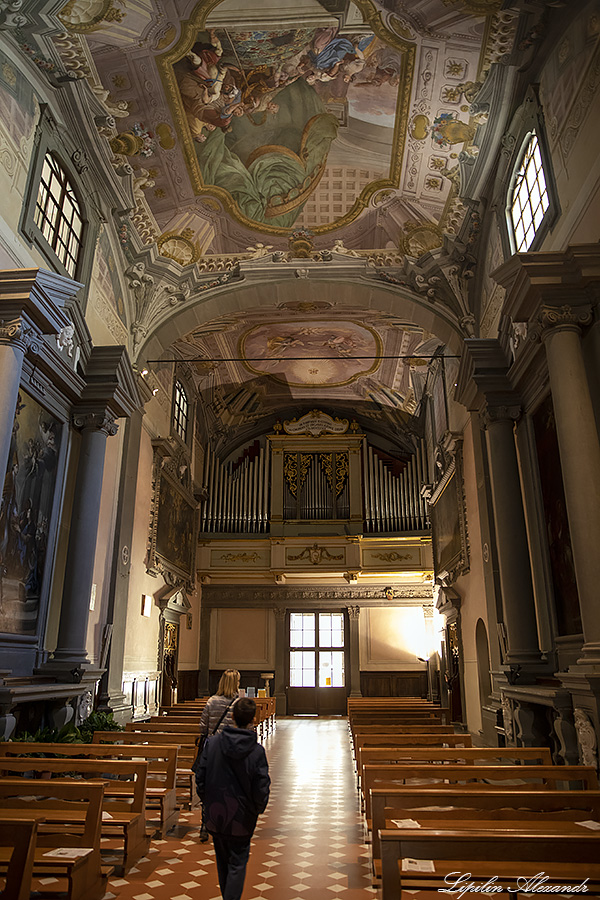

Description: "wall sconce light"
152 387 158 395
141 368 149 377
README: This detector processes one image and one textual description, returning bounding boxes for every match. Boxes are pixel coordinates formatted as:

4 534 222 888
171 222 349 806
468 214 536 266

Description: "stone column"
96 399 148 720
274 606 287 715
483 404 542 666
539 305 600 663
51 411 118 668
346 605 362 698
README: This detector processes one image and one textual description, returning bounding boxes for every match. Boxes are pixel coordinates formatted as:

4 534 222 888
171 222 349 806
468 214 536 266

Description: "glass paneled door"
287 612 347 715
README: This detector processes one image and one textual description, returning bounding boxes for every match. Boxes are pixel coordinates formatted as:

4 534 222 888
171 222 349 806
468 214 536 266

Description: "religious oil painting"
152 467 196 581
164 9 412 232
240 319 381 387
0 391 62 635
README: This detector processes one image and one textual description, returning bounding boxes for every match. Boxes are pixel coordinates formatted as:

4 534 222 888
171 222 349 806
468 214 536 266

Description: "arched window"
34 152 83 278
508 133 550 253
173 380 189 443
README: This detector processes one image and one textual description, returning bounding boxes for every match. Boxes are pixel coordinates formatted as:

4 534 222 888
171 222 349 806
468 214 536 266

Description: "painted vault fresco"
48 0 503 248
163 14 411 231
241 320 381 386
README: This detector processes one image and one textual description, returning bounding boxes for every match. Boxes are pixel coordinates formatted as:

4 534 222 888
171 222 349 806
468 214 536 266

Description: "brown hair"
216 669 240 698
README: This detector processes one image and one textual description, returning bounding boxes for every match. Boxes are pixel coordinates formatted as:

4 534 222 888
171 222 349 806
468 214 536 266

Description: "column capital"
534 304 592 341
273 606 286 621
347 605 360 619
72 410 119 437
0 315 43 354
481 403 522 428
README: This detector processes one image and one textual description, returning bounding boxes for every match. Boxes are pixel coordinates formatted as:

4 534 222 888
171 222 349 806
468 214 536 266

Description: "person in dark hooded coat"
195 696 270 900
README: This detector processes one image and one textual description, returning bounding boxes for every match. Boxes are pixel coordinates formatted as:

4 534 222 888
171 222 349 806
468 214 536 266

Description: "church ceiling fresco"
169 303 441 444
38 0 514 253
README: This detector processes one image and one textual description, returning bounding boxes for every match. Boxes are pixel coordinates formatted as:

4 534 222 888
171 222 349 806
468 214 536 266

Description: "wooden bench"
370 786 600 878
0 741 178 838
0 756 148 873
379 828 600 900
361 762 598 826
95 729 199 810
159 697 276 737
0 779 107 900
354 734 472 754
0 819 37 900
358 745 552 784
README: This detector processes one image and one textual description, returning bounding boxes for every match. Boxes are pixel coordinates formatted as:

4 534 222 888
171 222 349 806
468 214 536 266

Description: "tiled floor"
103 717 379 900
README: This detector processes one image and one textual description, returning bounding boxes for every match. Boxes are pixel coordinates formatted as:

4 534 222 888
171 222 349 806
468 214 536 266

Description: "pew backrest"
362 763 598 822
0 818 37 900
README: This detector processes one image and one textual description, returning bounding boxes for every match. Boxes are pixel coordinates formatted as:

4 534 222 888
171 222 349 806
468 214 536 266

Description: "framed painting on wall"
147 455 197 584
428 443 469 584
0 389 63 635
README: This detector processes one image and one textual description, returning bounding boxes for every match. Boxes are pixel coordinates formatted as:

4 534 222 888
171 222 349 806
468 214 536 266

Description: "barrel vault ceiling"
14 0 516 450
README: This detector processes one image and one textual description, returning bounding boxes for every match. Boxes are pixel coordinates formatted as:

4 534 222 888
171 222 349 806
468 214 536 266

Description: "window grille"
34 153 83 277
509 133 549 252
173 380 189 442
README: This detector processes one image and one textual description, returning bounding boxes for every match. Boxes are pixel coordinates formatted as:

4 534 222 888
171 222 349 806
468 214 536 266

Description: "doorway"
286 611 347 716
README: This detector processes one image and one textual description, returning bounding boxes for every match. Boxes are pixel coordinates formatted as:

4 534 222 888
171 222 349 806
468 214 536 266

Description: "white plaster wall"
210 607 275 670
85 426 124 663
122 428 163 675
360 606 430 671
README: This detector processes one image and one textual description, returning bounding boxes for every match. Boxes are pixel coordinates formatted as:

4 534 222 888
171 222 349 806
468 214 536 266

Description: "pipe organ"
200 414 429 535
201 442 270 534
362 439 429 533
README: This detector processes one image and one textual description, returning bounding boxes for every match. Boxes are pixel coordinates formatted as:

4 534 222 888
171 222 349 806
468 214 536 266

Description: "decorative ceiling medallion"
239 319 382 387
157 229 202 266
283 410 349 437
401 223 444 258
158 0 415 235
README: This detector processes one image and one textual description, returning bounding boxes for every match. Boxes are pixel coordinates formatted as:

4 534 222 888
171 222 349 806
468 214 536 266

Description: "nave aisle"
103 718 379 900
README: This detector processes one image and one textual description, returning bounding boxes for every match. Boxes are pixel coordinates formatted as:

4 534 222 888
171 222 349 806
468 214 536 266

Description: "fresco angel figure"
306 28 374 83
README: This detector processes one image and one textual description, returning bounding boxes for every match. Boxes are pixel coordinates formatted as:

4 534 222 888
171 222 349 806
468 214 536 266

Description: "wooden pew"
159 697 276 736
95 729 199 810
354 734 472 754
358 745 552 782
0 779 107 900
361 763 598 826
0 819 37 900
379 828 600 900
0 741 178 838
0 756 148 873
370 786 600 877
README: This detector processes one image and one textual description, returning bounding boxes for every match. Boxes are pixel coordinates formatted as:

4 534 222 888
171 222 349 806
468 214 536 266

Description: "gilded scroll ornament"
284 452 312 498
319 451 348 497
335 452 349 496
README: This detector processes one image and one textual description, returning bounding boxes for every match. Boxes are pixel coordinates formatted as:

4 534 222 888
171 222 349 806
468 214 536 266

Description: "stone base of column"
349 689 362 698
576 642 600 668
96 690 134 725
275 690 287 716
36 658 104 685
500 658 551 685
557 669 600 767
